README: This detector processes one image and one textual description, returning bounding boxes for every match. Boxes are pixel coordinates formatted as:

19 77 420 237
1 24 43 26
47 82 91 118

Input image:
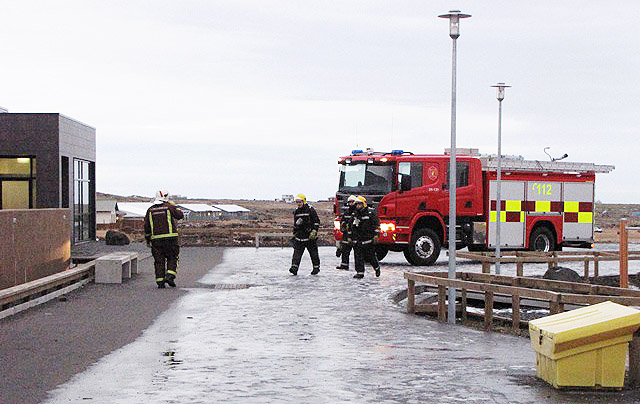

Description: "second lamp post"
490 82 510 275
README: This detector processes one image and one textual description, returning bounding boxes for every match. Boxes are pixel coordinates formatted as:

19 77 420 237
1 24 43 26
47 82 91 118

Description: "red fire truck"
333 148 614 266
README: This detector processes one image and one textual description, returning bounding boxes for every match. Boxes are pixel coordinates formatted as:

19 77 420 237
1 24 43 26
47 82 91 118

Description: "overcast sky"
1 1 638 202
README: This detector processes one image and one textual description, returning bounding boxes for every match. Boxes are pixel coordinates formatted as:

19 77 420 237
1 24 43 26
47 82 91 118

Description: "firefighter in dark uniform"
289 194 320 275
351 196 381 279
144 190 184 288
336 195 357 270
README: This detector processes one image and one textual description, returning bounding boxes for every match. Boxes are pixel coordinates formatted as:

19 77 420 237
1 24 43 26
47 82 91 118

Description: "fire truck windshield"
338 162 394 194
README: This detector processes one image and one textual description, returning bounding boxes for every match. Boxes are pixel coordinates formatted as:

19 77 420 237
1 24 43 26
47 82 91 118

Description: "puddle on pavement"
194 283 255 290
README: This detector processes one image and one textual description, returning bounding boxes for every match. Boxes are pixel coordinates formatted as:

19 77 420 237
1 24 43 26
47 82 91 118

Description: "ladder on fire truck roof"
479 155 615 174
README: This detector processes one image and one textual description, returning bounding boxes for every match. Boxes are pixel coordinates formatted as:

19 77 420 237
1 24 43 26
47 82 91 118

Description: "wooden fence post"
438 285 447 323
461 289 467 322
621 219 629 288
583 259 590 283
407 279 415 314
482 261 490 274
484 291 494 331
512 293 521 335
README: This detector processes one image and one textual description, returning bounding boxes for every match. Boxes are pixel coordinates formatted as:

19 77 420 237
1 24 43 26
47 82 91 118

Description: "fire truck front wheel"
529 227 556 252
404 228 441 266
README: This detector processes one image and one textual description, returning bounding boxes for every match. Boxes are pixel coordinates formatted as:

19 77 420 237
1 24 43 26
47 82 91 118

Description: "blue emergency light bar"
351 149 363 155
391 149 404 155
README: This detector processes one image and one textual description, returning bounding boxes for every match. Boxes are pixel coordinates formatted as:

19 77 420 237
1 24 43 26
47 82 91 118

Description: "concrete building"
0 112 96 243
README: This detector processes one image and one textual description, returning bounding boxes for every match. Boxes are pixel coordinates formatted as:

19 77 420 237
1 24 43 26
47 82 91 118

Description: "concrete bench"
95 252 139 284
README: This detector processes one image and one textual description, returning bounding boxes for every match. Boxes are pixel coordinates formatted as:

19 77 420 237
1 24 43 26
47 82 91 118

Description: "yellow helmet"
356 195 367 207
294 194 307 204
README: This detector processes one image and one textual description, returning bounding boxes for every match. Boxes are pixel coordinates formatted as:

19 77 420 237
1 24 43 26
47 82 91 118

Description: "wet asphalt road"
26 245 640 404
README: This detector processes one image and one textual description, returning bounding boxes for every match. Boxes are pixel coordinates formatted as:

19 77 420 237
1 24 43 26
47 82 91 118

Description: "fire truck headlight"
334 220 341 231
380 222 395 232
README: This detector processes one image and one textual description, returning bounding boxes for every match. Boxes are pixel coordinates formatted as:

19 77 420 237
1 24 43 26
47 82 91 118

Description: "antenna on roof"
544 147 568 162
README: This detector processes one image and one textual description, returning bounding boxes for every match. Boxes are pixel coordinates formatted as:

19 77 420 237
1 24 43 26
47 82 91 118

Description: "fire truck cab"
334 148 614 266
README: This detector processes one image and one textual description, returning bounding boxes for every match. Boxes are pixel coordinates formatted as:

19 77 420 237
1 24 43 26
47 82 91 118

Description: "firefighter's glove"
309 230 318 240
347 238 353 244
295 218 303 226
373 235 379 243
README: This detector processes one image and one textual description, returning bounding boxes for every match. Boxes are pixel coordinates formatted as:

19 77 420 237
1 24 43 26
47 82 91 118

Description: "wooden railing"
404 271 640 333
456 250 640 281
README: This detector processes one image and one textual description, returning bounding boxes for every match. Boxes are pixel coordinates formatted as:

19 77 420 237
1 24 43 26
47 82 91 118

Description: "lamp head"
491 82 511 101
439 10 472 39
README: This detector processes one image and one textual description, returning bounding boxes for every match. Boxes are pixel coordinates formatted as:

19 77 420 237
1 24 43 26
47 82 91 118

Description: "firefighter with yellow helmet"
289 193 321 275
351 195 381 279
144 190 184 288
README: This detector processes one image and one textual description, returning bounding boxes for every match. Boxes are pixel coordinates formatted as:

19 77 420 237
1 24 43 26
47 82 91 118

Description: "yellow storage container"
529 301 640 388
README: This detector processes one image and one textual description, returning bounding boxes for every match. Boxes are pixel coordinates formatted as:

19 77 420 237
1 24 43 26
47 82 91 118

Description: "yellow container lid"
530 301 640 355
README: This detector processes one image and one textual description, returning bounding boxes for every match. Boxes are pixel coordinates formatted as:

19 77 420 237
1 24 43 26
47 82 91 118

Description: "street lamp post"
490 83 510 275
439 10 471 324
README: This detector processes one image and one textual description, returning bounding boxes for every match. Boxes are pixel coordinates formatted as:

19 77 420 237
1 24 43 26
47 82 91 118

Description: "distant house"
281 194 294 203
212 204 251 220
96 199 118 224
177 203 222 220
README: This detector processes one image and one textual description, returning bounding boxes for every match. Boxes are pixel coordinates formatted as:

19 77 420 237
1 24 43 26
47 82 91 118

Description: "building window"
0 156 36 209
73 158 94 242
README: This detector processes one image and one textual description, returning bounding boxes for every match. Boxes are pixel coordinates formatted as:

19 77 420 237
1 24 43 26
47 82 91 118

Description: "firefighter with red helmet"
336 194 357 270
351 196 381 279
144 190 184 288
289 194 321 275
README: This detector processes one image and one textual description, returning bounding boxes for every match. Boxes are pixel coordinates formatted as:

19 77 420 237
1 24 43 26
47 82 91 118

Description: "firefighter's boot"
165 274 176 288
289 266 298 276
311 267 320 275
353 273 364 279
375 267 381 277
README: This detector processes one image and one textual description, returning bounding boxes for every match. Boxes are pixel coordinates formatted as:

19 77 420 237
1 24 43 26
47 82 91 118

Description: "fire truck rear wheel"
530 227 556 252
404 228 441 266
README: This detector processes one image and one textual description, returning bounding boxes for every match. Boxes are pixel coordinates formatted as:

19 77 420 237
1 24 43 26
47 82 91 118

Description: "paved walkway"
0 245 223 404
17 247 640 404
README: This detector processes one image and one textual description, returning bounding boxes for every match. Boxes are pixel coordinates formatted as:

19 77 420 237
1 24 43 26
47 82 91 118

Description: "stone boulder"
543 266 582 283
105 230 130 246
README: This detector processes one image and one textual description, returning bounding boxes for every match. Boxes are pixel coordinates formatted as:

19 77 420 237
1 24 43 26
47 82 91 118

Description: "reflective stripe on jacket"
144 203 184 240
351 206 380 242
293 203 320 241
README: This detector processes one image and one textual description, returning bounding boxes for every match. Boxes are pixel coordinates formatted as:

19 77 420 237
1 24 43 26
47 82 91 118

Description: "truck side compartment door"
562 182 594 242
488 180 525 248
